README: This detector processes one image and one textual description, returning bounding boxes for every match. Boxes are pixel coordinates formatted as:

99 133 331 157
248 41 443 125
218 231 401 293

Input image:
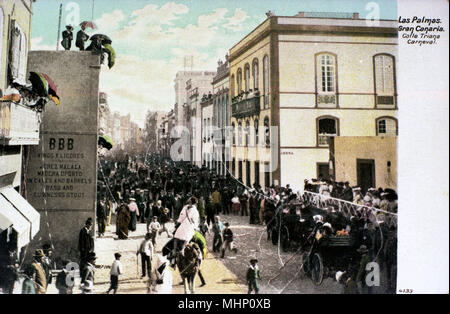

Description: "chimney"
352 12 359 19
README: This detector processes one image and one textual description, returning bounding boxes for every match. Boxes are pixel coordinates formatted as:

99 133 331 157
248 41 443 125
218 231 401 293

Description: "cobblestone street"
211 214 342 294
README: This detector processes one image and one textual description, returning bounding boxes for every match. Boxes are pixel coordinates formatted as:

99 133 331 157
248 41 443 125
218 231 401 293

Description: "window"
316 53 337 106
263 55 269 108
238 121 242 146
252 59 259 90
245 120 250 147
238 160 243 181
264 117 270 146
317 116 339 147
254 119 259 146
264 162 271 188
232 158 236 176
374 54 396 106
244 64 250 92
207 118 211 140
230 74 235 97
254 162 260 187
203 119 206 139
232 122 236 145
237 69 243 95
377 117 397 136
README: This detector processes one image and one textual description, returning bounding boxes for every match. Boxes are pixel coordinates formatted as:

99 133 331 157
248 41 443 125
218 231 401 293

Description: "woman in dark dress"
116 204 131 239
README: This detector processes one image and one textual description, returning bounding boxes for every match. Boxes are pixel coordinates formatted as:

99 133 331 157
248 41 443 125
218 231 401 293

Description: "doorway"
357 159 375 194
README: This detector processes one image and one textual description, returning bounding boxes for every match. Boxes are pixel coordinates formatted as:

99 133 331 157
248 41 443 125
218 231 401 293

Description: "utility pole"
56 3 62 51
92 0 95 21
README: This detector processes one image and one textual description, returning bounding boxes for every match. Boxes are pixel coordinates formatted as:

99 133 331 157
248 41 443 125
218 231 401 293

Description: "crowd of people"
0 153 398 294
93 154 398 294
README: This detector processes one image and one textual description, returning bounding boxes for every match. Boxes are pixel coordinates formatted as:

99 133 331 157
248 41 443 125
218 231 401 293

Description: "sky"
31 0 397 127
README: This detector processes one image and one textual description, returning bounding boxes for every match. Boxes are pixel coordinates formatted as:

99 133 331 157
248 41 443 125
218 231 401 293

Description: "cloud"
224 8 250 31
31 37 56 51
94 9 126 35
93 4 252 126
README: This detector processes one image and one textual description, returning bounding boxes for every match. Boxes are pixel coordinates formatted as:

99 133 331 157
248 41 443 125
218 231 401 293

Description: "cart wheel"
311 253 324 285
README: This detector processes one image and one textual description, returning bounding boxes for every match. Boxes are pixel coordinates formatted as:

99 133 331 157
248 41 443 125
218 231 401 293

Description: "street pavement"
40 212 389 294
83 218 246 294
214 214 342 294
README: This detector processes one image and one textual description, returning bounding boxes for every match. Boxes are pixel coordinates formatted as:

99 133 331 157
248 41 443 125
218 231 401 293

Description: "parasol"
90 34 112 45
383 188 398 201
98 135 114 150
29 72 60 106
28 72 49 97
40 73 58 95
80 21 97 29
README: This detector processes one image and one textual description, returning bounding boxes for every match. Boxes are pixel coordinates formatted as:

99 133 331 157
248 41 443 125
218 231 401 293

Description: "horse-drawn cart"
302 234 359 285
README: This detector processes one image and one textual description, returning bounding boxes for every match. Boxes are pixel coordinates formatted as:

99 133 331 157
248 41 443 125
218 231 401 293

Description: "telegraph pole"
92 0 95 21
56 3 62 51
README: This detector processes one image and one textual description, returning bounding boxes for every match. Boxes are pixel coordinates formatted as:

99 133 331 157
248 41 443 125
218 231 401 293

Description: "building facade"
0 0 40 261
182 71 216 166
332 136 397 193
211 57 230 176
229 12 398 192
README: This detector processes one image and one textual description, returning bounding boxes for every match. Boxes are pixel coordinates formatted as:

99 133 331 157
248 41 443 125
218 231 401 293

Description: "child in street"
221 222 238 258
107 253 123 294
159 208 172 238
149 216 161 246
212 216 224 252
246 259 261 294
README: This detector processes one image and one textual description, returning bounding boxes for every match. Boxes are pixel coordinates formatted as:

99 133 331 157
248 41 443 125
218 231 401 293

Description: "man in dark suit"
61 25 73 50
78 218 94 281
75 25 89 51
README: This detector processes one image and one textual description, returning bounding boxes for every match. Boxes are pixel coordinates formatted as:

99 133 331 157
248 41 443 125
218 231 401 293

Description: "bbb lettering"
49 138 74 150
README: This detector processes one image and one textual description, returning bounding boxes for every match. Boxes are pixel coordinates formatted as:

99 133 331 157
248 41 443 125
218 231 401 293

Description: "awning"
0 186 40 249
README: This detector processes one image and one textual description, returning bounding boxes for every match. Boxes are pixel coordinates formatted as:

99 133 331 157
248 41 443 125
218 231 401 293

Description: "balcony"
0 102 40 145
318 134 336 147
231 95 260 119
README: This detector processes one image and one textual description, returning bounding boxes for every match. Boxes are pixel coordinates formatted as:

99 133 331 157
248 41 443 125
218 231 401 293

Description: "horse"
176 242 201 294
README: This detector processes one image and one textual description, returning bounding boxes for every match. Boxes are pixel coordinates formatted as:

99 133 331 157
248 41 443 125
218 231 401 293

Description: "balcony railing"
0 102 40 145
231 95 260 119
318 134 335 147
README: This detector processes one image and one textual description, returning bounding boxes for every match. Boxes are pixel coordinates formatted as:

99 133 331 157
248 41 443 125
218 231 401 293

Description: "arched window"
237 69 243 95
316 53 337 106
238 121 243 146
230 74 235 97
317 116 339 147
264 117 270 146
244 64 250 92
374 54 396 106
245 119 250 147
254 119 259 146
263 56 269 108
252 59 259 91
376 117 397 136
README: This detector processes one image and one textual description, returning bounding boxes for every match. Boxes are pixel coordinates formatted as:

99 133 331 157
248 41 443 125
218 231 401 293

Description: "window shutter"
375 55 394 95
18 30 28 84
385 118 397 136
9 21 21 81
